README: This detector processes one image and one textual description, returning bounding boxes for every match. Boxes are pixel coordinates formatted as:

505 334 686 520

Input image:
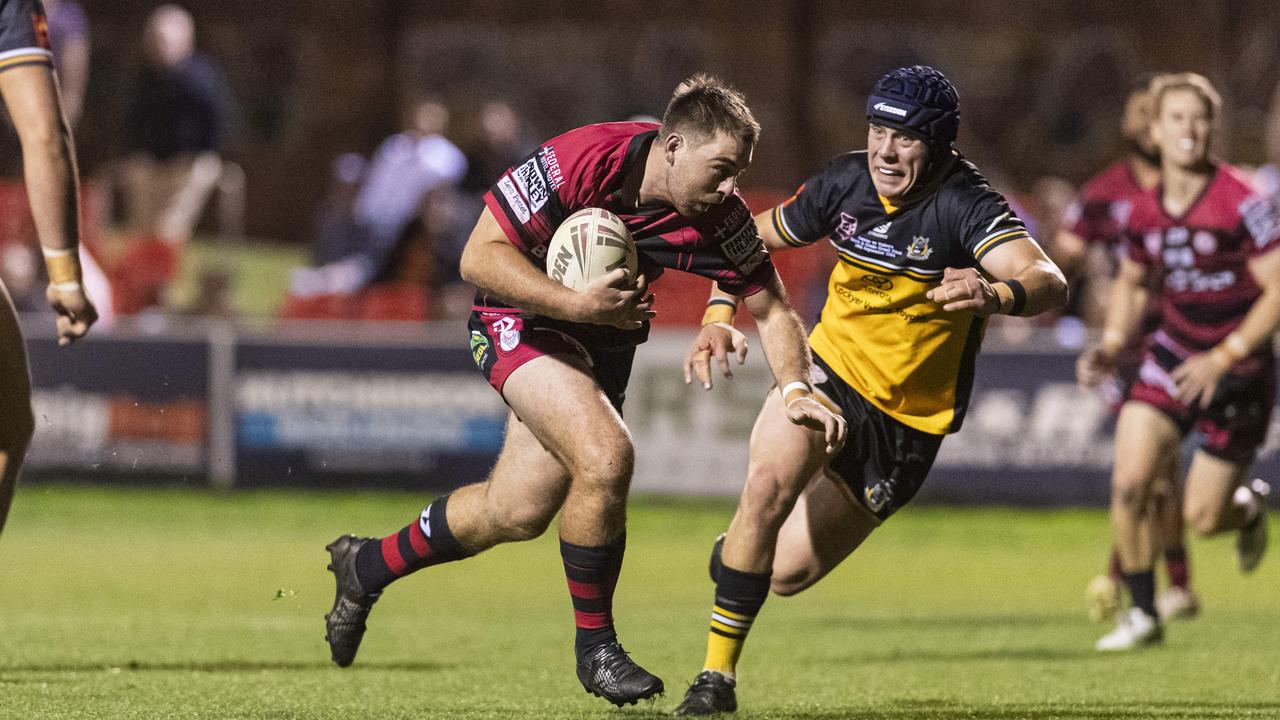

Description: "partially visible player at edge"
671 66 1068 715
1058 76 1200 623
1080 73 1280 652
322 75 845 707
0 0 97 540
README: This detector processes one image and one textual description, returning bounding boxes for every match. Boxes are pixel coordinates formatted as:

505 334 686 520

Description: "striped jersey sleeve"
960 190 1032 262
0 0 52 74
772 153 857 247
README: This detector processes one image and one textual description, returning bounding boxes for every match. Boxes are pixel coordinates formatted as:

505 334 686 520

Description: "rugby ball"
546 208 638 291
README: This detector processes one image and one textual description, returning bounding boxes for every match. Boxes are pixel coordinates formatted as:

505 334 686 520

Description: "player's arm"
680 205 809 386
925 237 1069 317
0 63 96 344
458 206 653 329
740 273 845 452
1171 248 1280 408
1077 256 1148 389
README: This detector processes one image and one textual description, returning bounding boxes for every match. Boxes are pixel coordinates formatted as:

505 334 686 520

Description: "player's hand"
785 394 846 454
1171 351 1228 409
1076 345 1116 389
574 269 655 330
683 322 749 389
46 283 97 346
926 267 1000 316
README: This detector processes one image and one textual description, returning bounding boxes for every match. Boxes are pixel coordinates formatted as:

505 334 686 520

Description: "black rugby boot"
576 641 664 706
324 535 381 667
674 671 738 716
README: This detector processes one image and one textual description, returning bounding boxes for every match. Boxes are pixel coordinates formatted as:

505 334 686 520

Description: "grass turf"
0 486 1277 719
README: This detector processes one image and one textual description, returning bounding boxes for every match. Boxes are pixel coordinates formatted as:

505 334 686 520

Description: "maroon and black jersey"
1124 163 1280 362
481 121 773 346
1065 160 1145 251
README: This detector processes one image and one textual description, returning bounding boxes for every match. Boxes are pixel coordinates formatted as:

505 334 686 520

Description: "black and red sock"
354 494 471 594
561 533 626 657
1122 570 1157 618
1164 546 1189 589
1107 548 1122 581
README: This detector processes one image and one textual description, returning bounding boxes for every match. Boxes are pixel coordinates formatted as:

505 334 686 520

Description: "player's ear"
663 132 683 164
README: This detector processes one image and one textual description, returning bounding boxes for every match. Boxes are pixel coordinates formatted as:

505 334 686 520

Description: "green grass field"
1 486 1277 719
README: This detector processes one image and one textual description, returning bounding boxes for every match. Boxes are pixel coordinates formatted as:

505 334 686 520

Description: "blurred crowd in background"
1 1 1279 344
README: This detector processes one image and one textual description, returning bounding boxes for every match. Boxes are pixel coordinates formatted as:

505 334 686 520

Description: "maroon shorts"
1127 335 1275 463
468 307 635 413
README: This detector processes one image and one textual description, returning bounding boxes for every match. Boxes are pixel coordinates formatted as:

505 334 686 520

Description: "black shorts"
811 352 944 521
468 306 635 414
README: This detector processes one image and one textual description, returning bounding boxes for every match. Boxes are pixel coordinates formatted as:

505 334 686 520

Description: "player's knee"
571 437 635 492
1111 474 1151 512
740 466 803 526
1183 502 1222 537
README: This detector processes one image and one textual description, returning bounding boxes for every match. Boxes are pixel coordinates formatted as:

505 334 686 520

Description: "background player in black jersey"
322 76 844 707
674 66 1068 715
0 0 97 541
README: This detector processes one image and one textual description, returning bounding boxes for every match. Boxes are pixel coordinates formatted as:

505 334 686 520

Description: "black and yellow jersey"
773 150 1030 435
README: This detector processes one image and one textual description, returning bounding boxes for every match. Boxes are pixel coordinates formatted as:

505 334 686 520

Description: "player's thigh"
739 388 834 517
1182 450 1248 536
501 352 633 484
1111 401 1182 498
0 282 33 445
770 471 879 596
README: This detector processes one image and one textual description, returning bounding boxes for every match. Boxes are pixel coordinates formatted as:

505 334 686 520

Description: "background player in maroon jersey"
0 0 97 541
322 75 844 706
1080 73 1280 652
1063 76 1200 624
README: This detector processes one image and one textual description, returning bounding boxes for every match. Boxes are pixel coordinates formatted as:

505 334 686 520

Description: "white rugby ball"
546 208 638 291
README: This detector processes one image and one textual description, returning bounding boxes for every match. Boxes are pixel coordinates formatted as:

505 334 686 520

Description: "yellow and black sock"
702 565 770 678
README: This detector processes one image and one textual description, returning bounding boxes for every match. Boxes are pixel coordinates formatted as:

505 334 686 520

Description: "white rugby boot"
1155 585 1200 621
1095 607 1163 652
1237 479 1270 574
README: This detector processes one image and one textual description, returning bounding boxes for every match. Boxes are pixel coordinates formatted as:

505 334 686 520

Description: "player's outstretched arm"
1171 247 1280 408
459 207 654 329
742 273 845 453
0 64 96 344
682 285 748 389
926 237 1069 318
1077 256 1148 390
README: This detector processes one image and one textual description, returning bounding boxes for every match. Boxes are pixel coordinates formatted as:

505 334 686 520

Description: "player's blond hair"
660 74 760 145
1151 72 1222 121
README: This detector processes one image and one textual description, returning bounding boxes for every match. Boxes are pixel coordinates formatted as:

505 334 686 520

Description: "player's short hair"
660 74 760 146
1151 72 1222 121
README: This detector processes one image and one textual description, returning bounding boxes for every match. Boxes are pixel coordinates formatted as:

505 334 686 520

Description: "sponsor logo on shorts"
873 102 908 118
470 331 490 367
865 481 891 514
492 316 521 353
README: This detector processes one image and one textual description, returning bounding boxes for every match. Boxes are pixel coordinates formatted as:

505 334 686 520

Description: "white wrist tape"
781 381 811 404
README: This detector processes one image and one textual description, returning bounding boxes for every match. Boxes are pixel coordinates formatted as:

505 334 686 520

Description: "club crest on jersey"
906 235 933 260
834 212 858 240
491 316 521 353
470 331 490 367
869 221 892 239
865 481 891 514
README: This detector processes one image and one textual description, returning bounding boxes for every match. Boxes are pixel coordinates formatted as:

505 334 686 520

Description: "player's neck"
1127 155 1160 190
632 141 672 209
1160 161 1212 218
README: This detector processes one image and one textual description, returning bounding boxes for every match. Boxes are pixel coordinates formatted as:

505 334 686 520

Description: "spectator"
1255 79 1280 198
120 4 233 246
291 97 466 298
